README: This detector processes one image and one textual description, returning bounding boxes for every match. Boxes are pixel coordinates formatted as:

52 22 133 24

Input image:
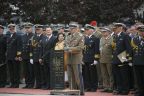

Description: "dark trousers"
23 59 34 86
33 62 42 87
7 60 20 86
128 66 135 89
112 64 129 92
134 65 144 96
43 59 50 88
82 62 98 90
40 65 45 86
0 62 7 87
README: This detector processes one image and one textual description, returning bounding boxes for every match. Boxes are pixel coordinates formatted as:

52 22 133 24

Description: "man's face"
70 27 77 34
25 27 32 33
45 27 52 35
113 26 122 34
138 31 144 37
43 29 46 35
35 28 43 34
102 31 109 37
85 29 93 36
59 28 64 33
8 26 15 33
0 28 4 34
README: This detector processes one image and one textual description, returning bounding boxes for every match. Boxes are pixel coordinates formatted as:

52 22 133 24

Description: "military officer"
111 23 132 95
21 23 35 89
64 22 84 95
58 24 65 34
131 25 144 96
0 25 7 88
82 24 100 92
31 24 44 89
99 27 113 92
90 21 103 89
6 23 22 88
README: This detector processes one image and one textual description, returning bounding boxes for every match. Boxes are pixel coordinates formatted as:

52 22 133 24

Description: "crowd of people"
0 20 144 96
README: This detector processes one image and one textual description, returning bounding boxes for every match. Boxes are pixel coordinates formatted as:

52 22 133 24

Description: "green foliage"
0 0 143 24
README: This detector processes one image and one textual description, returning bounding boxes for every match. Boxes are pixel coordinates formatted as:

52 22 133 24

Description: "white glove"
93 60 98 65
30 59 33 64
122 56 128 62
128 63 133 67
91 60 98 66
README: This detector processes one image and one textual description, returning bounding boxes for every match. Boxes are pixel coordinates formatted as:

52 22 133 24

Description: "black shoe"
80 92 85 96
0 85 5 88
113 90 121 95
13 85 19 88
27 85 34 89
90 89 96 92
98 85 103 89
120 91 129 95
106 88 113 93
23 85 29 89
100 88 108 92
85 88 91 92
8 85 14 88
34 86 41 89
134 93 144 96
41 86 49 90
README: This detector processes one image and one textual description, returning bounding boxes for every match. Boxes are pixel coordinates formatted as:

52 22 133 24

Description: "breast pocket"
117 38 124 46
88 40 94 48
71 40 78 46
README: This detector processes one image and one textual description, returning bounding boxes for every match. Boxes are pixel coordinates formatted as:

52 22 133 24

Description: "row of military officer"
82 22 144 96
0 22 144 96
0 23 58 89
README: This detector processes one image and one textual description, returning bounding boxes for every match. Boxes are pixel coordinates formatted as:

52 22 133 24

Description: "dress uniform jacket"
22 33 34 60
6 32 22 88
0 34 7 87
83 35 100 63
31 34 44 62
131 34 144 96
93 29 102 39
112 32 132 64
82 34 99 91
65 31 84 94
65 32 84 65
6 32 22 60
131 36 144 65
111 32 132 94
0 34 7 62
100 36 113 63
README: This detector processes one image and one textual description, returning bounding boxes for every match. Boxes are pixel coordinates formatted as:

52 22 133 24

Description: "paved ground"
0 84 134 96
0 94 51 96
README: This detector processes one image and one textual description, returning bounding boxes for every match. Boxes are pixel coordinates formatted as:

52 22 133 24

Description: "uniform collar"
111 32 114 36
105 35 111 39
88 34 93 38
37 33 42 37
117 32 122 37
